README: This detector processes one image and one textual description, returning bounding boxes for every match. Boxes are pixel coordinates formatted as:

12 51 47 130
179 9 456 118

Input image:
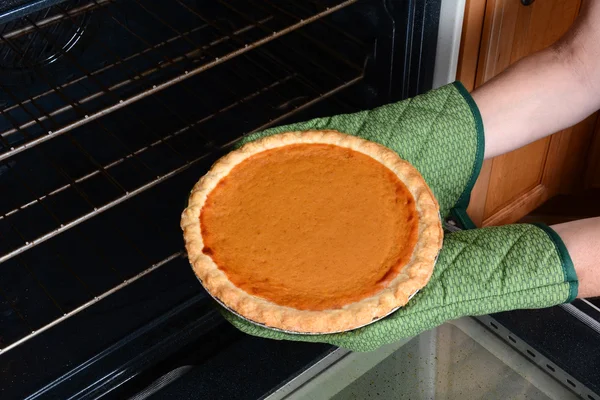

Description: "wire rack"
0 0 365 354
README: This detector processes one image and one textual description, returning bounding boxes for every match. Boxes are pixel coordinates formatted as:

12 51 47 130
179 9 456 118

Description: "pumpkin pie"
181 130 442 333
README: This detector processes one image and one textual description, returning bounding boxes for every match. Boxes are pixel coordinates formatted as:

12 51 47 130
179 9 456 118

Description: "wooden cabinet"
457 0 600 227
586 122 600 189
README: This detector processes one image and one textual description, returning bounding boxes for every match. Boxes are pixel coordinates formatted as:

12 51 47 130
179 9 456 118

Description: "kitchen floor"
331 324 552 400
290 319 578 400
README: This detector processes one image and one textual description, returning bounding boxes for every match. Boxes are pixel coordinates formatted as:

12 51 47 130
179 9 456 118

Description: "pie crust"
181 130 442 333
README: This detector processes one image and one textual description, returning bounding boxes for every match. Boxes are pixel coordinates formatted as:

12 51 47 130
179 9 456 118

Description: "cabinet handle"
521 0 535 5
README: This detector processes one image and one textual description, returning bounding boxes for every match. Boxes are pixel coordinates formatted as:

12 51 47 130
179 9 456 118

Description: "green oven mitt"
222 224 578 352
240 81 484 227
214 82 578 352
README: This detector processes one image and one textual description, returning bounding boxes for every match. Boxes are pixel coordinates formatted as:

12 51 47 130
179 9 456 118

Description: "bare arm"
472 1 600 159
551 218 600 299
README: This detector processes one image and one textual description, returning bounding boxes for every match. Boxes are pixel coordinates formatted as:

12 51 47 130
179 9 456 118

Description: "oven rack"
0 71 362 259
0 0 365 262
0 0 365 354
0 69 360 354
0 0 361 161
0 0 356 161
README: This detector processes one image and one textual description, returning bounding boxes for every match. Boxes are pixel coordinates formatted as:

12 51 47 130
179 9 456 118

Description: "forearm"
472 1 600 159
551 217 600 299
473 48 598 159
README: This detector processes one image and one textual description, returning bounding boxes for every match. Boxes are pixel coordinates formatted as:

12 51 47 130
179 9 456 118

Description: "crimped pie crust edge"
180 130 443 333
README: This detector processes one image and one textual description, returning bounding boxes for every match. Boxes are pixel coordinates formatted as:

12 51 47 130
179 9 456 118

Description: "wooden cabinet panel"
483 138 550 221
460 0 598 226
545 114 599 193
456 0 487 91
585 121 600 189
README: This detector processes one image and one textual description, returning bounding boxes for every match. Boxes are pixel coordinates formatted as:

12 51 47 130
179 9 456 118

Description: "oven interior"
0 0 441 398
1 1 600 399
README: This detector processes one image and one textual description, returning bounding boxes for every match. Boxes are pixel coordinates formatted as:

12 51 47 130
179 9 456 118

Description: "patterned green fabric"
222 224 578 352
240 82 484 223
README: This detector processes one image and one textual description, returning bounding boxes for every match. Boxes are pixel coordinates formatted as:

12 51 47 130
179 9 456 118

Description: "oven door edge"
432 0 466 89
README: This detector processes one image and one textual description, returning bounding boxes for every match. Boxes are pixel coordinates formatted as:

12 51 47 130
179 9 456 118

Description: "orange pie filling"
200 143 419 311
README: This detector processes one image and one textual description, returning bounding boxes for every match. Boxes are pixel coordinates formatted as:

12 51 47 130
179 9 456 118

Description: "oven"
0 0 445 397
1 0 598 399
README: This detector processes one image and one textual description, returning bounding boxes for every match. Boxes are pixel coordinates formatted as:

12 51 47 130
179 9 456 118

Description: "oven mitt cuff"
221 223 578 352
240 81 484 225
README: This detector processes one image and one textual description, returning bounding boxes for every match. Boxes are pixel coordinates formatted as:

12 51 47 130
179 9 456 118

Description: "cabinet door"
460 0 599 226
586 122 600 189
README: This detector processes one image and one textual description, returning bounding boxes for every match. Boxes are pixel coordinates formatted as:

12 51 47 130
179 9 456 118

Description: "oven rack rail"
0 251 182 355
0 0 361 162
